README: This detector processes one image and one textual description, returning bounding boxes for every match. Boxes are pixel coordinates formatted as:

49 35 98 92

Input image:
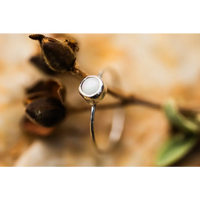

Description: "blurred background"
1 34 200 166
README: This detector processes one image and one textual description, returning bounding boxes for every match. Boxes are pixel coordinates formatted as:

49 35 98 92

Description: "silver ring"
78 69 125 153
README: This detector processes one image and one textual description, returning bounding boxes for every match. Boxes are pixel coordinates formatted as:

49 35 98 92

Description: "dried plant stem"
70 65 200 116
71 62 88 78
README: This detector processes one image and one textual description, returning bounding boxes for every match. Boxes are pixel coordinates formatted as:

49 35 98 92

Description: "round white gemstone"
82 77 100 95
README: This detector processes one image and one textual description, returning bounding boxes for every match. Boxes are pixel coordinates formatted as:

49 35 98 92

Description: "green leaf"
156 134 198 166
163 99 199 134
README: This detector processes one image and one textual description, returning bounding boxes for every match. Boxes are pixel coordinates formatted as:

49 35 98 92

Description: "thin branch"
70 65 200 116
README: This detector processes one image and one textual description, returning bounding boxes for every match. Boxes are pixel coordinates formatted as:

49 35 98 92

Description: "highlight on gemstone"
81 76 101 95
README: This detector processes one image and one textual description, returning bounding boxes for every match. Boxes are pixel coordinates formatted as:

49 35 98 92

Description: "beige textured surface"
1 34 200 166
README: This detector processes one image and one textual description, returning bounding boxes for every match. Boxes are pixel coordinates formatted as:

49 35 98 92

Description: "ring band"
79 69 125 153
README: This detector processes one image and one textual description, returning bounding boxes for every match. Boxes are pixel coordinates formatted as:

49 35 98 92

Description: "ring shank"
90 69 125 153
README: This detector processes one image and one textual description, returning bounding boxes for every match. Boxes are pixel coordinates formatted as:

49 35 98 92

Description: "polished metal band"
79 69 125 153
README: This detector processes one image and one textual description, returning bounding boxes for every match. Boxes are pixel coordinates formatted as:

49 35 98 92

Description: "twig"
70 64 200 116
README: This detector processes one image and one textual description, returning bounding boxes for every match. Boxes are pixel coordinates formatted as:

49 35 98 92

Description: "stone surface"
81 77 100 95
0 34 200 166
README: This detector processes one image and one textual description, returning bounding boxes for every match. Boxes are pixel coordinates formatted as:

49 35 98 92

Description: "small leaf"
163 99 199 134
156 134 198 166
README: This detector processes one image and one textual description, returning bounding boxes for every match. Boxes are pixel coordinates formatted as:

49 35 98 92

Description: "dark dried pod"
23 79 67 130
29 34 76 73
26 96 66 127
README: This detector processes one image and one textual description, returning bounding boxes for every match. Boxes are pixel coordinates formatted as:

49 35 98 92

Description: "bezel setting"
79 75 107 105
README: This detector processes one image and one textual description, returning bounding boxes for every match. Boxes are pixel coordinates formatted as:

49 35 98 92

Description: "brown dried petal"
26 96 66 127
25 79 66 105
29 34 45 42
29 34 76 72
23 91 49 106
29 54 57 75
64 39 79 52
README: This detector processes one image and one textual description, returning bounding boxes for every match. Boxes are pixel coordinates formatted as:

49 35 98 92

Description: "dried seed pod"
23 79 67 129
26 96 66 127
29 34 77 73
